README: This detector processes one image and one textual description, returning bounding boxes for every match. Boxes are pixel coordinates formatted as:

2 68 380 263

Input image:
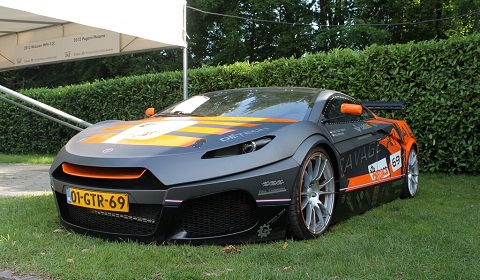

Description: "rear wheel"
401 148 419 198
288 147 336 239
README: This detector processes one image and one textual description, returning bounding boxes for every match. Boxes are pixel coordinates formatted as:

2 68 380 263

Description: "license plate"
66 187 129 212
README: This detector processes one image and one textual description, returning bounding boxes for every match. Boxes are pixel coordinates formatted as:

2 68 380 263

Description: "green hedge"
1 34 478 174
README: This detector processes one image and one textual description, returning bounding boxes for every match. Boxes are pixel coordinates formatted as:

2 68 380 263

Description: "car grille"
51 165 165 190
182 190 258 237
56 193 162 235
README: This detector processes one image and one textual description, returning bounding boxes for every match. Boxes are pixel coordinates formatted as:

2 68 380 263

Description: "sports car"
49 87 419 244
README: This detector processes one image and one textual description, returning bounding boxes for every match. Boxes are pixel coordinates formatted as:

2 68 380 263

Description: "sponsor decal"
364 190 372 205
356 192 363 209
385 135 395 148
346 194 354 212
103 121 197 144
357 134 373 140
390 150 402 172
260 179 285 188
259 180 286 196
258 187 287 196
257 209 286 238
220 127 270 142
329 128 346 137
368 158 391 181
341 142 378 173
352 123 372 132
257 224 272 238
102 148 114 153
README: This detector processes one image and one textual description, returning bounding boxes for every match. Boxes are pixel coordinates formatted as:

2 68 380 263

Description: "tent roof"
0 1 186 71
0 6 68 36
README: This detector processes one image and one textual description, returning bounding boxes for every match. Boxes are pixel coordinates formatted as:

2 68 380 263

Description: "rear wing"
360 101 406 110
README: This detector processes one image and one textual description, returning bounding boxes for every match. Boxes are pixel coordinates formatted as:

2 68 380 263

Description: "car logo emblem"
102 148 114 153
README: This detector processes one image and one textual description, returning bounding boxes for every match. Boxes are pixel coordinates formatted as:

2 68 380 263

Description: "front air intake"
181 190 258 237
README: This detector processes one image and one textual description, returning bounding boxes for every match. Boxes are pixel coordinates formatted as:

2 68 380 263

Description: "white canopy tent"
0 0 188 129
0 0 187 67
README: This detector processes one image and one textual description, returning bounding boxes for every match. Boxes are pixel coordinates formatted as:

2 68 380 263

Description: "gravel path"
0 164 51 197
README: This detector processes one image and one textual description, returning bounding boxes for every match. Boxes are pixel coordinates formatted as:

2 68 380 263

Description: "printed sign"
15 31 119 66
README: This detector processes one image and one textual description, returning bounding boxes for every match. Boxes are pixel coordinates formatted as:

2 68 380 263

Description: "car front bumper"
50 158 300 244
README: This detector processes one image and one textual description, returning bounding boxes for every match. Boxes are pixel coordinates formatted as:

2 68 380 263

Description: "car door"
322 93 392 212
322 93 380 180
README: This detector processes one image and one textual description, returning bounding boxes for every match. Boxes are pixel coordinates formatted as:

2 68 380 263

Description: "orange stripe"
81 133 118 143
62 163 146 179
344 174 404 192
177 126 236 135
196 120 260 127
116 135 201 147
192 116 297 122
100 125 135 132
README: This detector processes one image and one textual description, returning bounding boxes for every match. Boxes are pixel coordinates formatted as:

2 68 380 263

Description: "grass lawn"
1 173 479 279
0 154 54 164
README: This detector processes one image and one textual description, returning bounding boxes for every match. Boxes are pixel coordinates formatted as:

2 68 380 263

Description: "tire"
401 148 419 198
288 147 336 239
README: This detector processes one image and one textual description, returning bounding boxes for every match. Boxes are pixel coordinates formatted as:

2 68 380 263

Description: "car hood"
65 116 298 156
52 116 310 185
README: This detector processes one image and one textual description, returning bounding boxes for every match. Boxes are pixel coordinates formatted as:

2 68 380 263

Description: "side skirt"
331 177 404 224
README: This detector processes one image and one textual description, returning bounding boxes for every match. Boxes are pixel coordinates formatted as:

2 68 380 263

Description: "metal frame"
0 85 92 130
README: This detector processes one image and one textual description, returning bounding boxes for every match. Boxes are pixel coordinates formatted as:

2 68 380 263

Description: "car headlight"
202 136 274 159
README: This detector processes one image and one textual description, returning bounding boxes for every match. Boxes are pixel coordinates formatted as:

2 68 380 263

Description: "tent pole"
183 46 188 100
182 1 188 100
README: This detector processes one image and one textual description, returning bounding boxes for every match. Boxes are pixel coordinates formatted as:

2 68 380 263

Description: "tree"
1 0 478 89
187 0 316 65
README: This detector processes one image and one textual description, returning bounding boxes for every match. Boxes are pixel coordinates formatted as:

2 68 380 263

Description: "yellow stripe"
196 120 260 127
82 133 118 143
116 135 201 147
178 126 235 135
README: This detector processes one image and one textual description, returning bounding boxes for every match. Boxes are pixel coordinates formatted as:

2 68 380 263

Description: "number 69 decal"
390 150 402 172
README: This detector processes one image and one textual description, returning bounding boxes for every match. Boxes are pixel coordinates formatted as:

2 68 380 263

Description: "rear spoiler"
360 101 406 110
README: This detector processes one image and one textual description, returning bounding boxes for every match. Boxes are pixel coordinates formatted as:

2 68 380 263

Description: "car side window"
323 94 374 124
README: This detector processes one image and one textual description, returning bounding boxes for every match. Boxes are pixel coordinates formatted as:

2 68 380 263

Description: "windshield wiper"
153 111 204 117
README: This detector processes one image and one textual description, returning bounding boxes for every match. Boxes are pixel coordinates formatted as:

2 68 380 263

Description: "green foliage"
1 34 478 174
1 175 479 279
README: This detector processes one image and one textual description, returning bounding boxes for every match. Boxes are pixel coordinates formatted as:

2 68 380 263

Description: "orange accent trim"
196 121 260 127
145 107 155 117
116 135 201 147
100 125 136 132
62 163 147 179
81 133 119 143
341 103 362 115
191 116 297 123
344 175 404 192
177 126 236 135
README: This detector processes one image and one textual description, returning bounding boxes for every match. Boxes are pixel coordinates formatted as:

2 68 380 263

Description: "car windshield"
161 88 317 121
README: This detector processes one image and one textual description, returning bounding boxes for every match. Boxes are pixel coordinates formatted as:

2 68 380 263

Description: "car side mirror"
340 103 363 115
145 107 155 117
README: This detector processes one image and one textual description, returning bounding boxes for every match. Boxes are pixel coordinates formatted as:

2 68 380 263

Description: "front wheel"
401 148 419 198
288 147 336 239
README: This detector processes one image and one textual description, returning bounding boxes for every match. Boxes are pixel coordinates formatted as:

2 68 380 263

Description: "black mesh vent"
57 193 162 235
182 190 258 237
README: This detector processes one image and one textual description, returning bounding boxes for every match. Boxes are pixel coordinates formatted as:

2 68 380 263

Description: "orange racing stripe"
82 133 118 143
343 174 404 192
177 126 236 135
115 135 201 147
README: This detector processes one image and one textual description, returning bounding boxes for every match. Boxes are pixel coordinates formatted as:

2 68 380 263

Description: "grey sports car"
50 87 419 244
